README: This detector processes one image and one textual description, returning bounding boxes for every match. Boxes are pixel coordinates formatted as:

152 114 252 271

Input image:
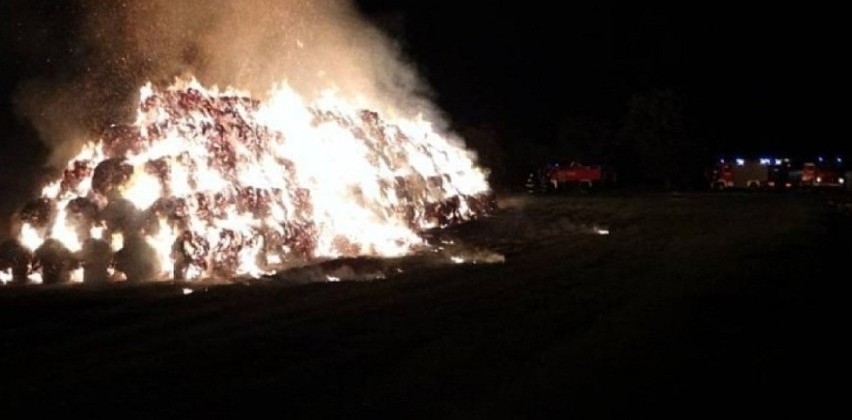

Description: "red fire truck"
800 158 846 188
710 157 846 190
710 159 770 190
526 161 613 193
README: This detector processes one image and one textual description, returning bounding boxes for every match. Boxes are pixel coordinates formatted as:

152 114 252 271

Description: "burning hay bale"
101 124 145 158
91 158 134 198
171 230 210 281
9 78 492 284
76 238 113 284
60 160 95 194
0 239 32 285
33 239 77 285
101 198 142 235
114 234 158 283
20 198 55 229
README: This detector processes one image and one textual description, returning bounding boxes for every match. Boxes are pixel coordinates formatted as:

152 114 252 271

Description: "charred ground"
1 191 849 417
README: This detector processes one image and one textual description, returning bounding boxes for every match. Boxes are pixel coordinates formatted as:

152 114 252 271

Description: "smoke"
14 0 441 168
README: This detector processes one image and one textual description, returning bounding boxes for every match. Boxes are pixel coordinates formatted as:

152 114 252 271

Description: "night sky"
1 1 845 184
355 2 844 156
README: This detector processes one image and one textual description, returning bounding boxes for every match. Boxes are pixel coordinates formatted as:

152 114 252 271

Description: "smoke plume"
14 0 437 167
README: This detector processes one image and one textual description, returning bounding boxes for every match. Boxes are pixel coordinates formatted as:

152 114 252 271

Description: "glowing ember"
12 78 492 283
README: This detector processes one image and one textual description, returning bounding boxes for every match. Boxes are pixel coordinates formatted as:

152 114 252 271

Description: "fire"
29 272 43 285
0 269 11 285
10 78 492 283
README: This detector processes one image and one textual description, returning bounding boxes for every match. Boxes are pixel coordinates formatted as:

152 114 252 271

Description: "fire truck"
711 159 770 190
526 161 613 193
799 157 846 188
709 158 799 190
710 156 846 190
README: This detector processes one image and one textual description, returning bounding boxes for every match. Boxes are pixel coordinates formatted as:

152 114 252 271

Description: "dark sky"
356 1 844 156
1 0 846 181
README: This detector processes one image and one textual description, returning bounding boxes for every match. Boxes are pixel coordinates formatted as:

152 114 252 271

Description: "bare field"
2 192 850 417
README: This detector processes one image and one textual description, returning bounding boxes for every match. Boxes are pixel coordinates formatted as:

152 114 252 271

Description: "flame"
91 226 105 240
145 220 172 276
70 268 84 283
110 232 125 252
14 78 491 282
29 272 43 285
20 223 43 251
51 206 83 252
122 170 163 210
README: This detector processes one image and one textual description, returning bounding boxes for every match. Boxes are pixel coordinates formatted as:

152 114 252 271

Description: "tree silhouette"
619 89 701 188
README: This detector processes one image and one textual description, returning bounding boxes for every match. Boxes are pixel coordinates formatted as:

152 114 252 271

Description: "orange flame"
15 78 491 282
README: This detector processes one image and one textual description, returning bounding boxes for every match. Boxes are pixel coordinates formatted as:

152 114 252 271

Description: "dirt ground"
1 191 850 417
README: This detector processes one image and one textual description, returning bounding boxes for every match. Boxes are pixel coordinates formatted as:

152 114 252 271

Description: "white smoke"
15 0 447 167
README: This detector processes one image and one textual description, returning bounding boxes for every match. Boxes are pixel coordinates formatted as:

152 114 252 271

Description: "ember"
6 79 493 283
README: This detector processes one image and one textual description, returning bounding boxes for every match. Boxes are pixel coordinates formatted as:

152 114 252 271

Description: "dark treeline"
462 88 711 191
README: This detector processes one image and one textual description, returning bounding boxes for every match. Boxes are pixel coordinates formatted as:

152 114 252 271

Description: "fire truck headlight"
840 178 845 185
816 177 822 183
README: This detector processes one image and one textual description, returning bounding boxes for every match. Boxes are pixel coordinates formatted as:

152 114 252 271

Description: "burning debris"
4 79 493 284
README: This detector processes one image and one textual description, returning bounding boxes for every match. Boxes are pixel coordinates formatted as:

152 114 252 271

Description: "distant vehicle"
800 158 846 188
766 161 795 189
710 159 770 190
710 156 845 191
526 161 613 193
